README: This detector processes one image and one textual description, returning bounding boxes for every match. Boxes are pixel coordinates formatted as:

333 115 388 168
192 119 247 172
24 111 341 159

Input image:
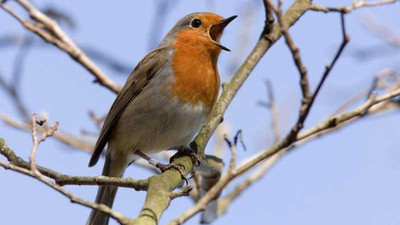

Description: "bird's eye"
191 19 202 28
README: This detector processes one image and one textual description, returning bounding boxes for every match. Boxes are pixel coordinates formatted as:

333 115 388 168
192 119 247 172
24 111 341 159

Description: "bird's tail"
86 153 127 225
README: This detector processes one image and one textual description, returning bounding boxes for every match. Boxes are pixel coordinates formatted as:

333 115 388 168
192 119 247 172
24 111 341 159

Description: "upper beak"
209 15 237 51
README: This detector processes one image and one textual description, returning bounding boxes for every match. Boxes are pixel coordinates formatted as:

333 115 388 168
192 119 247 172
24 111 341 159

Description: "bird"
86 12 236 225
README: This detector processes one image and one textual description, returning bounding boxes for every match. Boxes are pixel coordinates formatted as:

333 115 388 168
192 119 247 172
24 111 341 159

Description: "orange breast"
171 30 221 111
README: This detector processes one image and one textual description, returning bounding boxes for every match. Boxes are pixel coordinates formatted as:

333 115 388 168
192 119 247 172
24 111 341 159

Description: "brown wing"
88 47 169 167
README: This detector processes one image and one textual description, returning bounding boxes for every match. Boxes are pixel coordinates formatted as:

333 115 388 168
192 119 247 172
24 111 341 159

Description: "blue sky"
1 0 400 225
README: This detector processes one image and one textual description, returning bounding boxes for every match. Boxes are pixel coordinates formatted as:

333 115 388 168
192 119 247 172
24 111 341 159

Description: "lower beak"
209 15 237 51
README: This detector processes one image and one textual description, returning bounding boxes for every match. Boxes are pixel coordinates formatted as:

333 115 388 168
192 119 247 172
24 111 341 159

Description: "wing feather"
88 47 169 167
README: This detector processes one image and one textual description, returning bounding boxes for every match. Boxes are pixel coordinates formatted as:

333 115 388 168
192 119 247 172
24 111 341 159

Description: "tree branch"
284 12 349 143
29 113 59 174
169 85 400 225
213 80 281 220
0 159 129 224
0 0 121 93
0 113 94 153
195 0 313 157
310 0 397 13
0 138 150 190
268 0 311 100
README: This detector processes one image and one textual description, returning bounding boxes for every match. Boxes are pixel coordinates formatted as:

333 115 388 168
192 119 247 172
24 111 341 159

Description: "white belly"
107 73 208 158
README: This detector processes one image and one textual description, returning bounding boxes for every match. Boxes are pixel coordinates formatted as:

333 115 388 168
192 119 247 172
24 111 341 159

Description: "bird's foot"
155 162 188 185
135 150 189 184
170 143 200 168
168 143 200 181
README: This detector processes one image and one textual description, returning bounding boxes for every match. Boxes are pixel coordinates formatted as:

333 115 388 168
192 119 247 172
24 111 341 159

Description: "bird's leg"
134 150 188 184
170 142 201 169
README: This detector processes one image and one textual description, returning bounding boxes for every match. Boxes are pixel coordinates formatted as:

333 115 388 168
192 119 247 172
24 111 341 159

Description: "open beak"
209 15 237 51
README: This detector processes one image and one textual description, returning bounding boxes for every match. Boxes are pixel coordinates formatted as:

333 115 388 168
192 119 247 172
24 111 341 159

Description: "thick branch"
128 156 195 225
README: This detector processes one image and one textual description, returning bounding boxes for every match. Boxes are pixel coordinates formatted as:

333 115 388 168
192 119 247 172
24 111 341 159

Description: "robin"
86 12 236 225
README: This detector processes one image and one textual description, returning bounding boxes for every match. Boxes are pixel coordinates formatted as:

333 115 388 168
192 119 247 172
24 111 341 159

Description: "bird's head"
161 12 237 52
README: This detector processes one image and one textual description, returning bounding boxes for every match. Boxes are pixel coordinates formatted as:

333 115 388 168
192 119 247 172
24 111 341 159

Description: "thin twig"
0 1 120 93
224 133 237 172
310 0 397 13
286 12 350 142
297 89 400 141
30 113 39 173
217 151 283 216
234 130 246 151
265 80 280 142
332 89 369 115
211 81 281 221
0 113 94 152
0 73 30 121
361 15 400 48
262 0 275 35
88 110 106 130
268 0 311 100
333 69 398 115
29 113 59 174
170 186 193 200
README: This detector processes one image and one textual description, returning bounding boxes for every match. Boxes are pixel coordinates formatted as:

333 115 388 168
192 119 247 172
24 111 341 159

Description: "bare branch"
213 80 282 220
332 89 370 115
2 1 397 225
0 114 166 174
0 73 30 121
333 69 399 115
29 113 59 174
170 186 193 200
88 110 106 130
265 80 280 142
268 0 311 99
0 114 94 153
0 1 120 93
0 138 149 190
0 159 129 224
285 12 349 142
132 155 196 225
0 135 132 224
217 151 283 216
170 1 314 224
169 85 400 225
298 88 400 141
266 0 350 147
223 133 237 172
310 0 397 13
195 0 313 157
361 15 400 48
262 0 275 35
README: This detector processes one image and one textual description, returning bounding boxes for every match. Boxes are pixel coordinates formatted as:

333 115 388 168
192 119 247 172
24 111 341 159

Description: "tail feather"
86 154 127 225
